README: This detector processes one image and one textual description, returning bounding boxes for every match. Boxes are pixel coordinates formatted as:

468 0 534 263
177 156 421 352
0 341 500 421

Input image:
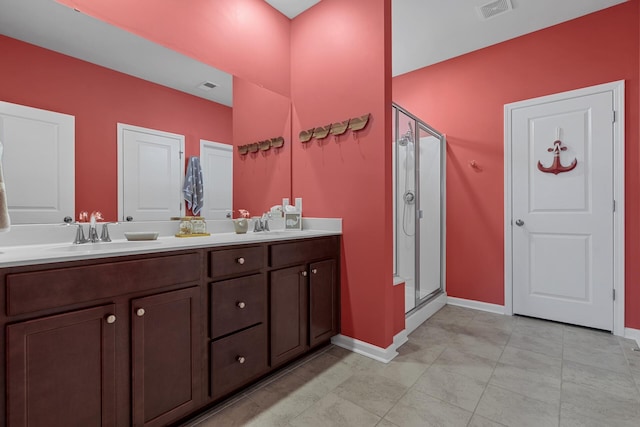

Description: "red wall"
291 0 395 348
57 0 291 97
393 1 640 329
232 77 292 216
56 0 400 348
0 36 232 221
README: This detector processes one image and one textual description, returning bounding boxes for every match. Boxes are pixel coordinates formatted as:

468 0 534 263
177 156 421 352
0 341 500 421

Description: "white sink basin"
47 241 162 252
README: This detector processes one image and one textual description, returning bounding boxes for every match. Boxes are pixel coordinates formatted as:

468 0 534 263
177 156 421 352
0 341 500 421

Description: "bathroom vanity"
0 232 340 427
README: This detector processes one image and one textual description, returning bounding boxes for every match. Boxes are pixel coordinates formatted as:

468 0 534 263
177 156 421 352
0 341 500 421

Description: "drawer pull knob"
237 257 245 265
301 271 308 277
237 356 246 364
136 308 145 317
237 301 246 309
312 268 318 274
106 314 116 324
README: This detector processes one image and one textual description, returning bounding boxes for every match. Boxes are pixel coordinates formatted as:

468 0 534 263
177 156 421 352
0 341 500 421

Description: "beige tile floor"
183 305 640 427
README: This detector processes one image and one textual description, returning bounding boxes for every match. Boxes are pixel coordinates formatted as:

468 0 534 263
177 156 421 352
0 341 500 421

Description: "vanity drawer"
209 246 264 280
210 274 266 339
269 236 339 268
6 252 200 316
210 323 268 399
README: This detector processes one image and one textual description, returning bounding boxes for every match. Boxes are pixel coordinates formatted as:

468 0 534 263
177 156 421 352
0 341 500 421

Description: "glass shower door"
392 103 445 315
415 123 444 304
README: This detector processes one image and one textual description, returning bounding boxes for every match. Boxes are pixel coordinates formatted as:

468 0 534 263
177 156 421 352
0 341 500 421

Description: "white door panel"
118 124 184 222
200 140 232 220
511 90 614 331
0 101 74 224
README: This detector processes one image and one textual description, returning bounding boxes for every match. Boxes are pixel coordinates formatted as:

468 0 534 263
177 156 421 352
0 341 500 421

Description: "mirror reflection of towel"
183 156 204 216
0 141 10 232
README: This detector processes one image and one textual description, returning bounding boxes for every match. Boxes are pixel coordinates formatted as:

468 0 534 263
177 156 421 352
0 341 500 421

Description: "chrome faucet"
73 223 89 244
87 212 100 243
71 211 111 244
100 223 112 242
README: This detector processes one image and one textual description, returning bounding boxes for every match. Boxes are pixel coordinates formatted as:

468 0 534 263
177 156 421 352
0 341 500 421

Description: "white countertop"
0 218 341 268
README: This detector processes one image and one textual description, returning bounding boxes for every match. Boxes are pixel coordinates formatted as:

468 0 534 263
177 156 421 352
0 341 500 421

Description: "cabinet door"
309 259 338 347
6 304 117 427
131 287 201 427
270 265 308 367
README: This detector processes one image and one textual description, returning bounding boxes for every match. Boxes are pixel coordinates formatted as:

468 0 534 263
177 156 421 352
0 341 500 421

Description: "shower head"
398 123 414 146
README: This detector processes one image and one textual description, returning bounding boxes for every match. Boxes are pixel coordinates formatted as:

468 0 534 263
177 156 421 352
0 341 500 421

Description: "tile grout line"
558 326 565 427
465 316 512 427
377 309 479 425
619 337 640 397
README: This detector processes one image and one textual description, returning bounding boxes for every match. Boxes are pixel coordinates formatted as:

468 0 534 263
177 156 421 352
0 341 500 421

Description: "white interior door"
199 140 233 220
0 101 74 224
509 88 615 331
118 124 184 222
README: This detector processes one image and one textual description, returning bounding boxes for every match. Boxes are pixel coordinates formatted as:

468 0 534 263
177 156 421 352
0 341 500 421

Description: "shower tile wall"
394 127 443 314
394 134 416 312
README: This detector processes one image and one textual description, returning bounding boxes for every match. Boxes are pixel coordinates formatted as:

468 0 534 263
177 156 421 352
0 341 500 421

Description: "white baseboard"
331 328 408 364
447 296 506 315
394 329 408 349
625 327 640 347
406 293 447 335
446 299 638 347
331 293 447 363
330 335 396 363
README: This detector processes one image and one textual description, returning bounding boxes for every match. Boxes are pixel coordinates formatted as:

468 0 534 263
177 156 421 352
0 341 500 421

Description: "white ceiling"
264 0 321 19
0 0 629 106
392 0 628 76
0 0 234 106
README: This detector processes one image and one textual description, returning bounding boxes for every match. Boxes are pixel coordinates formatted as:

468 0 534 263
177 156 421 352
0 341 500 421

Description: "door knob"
515 219 524 227
301 271 308 277
136 308 145 317
126 216 133 222
106 314 116 324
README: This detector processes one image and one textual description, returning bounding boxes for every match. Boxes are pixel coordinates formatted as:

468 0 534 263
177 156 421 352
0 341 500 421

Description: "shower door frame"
393 103 447 316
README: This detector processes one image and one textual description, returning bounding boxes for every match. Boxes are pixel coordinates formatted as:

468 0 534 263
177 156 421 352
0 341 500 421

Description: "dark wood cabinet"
207 248 269 400
2 251 202 427
1 235 340 427
269 236 340 367
6 304 117 427
131 287 201 427
309 259 338 347
210 324 268 399
210 274 266 339
269 265 309 367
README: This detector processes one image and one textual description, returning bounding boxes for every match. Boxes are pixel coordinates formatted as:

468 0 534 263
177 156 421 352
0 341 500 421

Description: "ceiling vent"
197 81 217 91
477 0 513 20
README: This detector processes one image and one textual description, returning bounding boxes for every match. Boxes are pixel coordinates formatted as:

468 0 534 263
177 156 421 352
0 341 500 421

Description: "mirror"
0 0 293 224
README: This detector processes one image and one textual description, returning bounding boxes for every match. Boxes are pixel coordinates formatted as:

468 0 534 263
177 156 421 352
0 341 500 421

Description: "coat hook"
469 160 483 172
329 120 350 136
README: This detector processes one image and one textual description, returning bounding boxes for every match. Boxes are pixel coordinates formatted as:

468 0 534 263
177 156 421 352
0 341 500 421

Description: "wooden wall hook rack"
299 113 371 143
